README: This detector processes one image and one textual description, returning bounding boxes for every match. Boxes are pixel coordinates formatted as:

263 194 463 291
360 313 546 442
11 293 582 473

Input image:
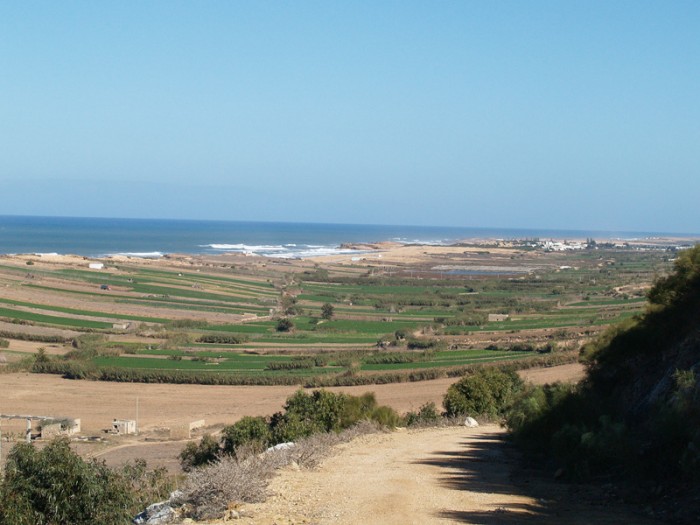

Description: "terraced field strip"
568 298 647 307
134 267 277 290
361 352 533 371
0 297 168 324
444 310 639 333
92 355 340 375
0 306 113 329
53 267 275 302
24 284 269 315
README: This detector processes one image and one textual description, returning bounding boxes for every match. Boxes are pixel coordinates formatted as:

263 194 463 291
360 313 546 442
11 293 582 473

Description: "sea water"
0 215 685 259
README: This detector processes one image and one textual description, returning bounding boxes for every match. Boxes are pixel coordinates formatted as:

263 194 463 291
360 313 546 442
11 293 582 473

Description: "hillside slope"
509 245 700 522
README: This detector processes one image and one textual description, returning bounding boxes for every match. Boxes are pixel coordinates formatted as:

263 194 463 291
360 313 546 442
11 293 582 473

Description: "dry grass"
177 421 385 519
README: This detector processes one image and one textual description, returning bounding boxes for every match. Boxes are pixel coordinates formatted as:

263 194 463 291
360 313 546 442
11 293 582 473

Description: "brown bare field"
1 363 584 434
0 363 586 473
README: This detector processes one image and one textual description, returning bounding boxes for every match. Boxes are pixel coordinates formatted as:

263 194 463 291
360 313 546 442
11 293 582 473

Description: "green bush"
180 433 220 471
0 338 9 348
406 338 438 350
264 390 402 445
405 402 441 426
321 303 335 320
265 358 315 370
364 352 418 364
443 367 523 418
275 318 294 332
0 437 171 525
284 389 346 433
270 412 322 443
197 334 245 344
221 416 272 456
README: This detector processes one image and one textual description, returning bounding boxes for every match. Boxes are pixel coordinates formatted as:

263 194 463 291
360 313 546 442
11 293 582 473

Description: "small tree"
321 303 335 320
275 318 294 332
0 438 136 525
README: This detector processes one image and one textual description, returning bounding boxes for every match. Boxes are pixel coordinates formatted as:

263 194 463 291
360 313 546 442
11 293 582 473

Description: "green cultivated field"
0 242 680 385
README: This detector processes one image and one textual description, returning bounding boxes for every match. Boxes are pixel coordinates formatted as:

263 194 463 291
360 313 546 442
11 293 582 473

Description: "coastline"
1 215 697 259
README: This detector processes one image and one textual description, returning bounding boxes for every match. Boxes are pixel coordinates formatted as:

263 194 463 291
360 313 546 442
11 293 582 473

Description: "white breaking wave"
109 251 164 258
266 247 366 259
391 237 453 246
206 244 288 252
202 243 366 259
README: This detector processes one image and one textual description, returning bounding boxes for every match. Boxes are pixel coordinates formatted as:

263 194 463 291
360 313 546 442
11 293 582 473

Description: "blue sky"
1 1 698 233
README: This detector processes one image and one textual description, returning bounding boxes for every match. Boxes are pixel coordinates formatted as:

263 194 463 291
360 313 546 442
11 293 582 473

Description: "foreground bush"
404 402 441 426
222 416 272 456
0 438 172 525
183 390 400 469
179 433 220 472
443 367 523 418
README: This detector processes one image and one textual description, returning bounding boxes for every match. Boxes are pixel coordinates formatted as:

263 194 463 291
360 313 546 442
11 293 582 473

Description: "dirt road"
222 425 660 525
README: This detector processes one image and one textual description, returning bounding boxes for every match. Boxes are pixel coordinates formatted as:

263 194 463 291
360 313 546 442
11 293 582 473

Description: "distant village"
503 238 692 252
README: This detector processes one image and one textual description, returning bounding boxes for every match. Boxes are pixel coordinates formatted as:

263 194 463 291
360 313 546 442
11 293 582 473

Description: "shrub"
275 318 294 332
443 367 523 418
221 416 272 457
178 453 273 520
0 437 171 525
197 334 245 344
67 334 110 359
364 352 418 364
369 405 402 427
405 402 441 426
265 358 315 370
283 389 346 433
0 338 9 348
178 422 382 520
160 331 193 350
0 331 68 343
180 434 220 471
168 319 208 329
321 303 335 320
407 338 438 350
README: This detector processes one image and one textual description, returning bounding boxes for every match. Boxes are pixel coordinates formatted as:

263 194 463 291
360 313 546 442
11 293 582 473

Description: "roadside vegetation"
503 245 700 522
0 438 173 525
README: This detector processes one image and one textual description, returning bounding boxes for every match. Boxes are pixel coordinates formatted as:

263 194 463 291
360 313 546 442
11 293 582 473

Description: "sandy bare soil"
0 364 585 435
205 425 661 525
0 364 586 473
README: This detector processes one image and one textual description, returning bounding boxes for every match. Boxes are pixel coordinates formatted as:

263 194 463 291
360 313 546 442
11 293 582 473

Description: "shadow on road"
414 430 662 525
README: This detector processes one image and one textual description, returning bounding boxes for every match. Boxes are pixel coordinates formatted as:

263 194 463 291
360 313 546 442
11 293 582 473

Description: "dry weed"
178 420 384 519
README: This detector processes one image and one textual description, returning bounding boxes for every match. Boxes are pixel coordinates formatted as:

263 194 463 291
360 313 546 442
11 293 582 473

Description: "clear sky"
1 1 698 233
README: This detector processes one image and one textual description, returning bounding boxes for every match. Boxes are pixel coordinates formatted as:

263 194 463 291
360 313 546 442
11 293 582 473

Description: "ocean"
0 215 688 259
